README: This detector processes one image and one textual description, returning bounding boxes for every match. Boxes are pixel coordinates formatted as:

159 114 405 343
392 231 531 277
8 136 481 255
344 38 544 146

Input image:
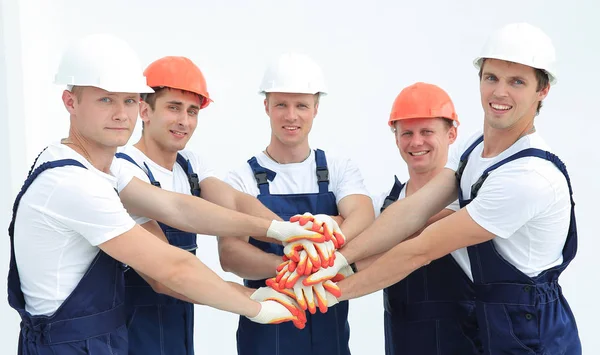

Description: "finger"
292 317 306 329
284 233 326 244
303 243 321 269
283 269 301 289
296 250 308 275
287 259 298 273
331 273 345 282
303 257 313 277
313 283 329 313
293 284 307 310
313 243 330 268
333 231 346 248
303 288 317 315
304 270 336 286
323 280 342 298
276 260 289 273
278 269 293 289
266 279 297 299
275 267 288 284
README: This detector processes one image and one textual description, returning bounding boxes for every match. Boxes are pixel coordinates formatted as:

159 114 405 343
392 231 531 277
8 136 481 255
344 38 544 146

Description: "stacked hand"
248 213 353 329
248 287 307 329
274 213 353 313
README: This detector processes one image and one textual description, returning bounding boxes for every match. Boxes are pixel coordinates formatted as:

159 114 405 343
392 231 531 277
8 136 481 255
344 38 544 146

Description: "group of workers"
8 21 581 355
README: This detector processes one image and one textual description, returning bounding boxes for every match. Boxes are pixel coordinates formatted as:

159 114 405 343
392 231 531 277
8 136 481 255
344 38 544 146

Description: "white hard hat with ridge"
259 52 327 95
473 22 557 85
54 33 154 93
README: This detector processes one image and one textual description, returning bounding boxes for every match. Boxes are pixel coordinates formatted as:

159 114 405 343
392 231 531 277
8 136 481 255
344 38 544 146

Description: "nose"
112 100 130 122
492 80 509 98
176 110 190 128
410 133 425 147
283 106 297 121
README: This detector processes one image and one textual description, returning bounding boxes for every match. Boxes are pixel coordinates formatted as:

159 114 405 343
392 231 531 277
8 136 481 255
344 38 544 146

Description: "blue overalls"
116 152 200 355
237 149 351 355
381 176 479 355
457 136 581 354
8 153 129 354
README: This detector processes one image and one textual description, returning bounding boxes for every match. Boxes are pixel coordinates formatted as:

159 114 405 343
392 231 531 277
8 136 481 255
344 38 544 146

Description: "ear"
264 98 269 115
447 125 458 144
537 84 550 102
61 90 77 115
139 101 152 126
313 102 319 118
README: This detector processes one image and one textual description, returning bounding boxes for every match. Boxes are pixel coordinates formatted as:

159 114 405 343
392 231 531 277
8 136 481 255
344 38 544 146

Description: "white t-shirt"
117 146 215 195
445 130 571 280
225 150 370 206
371 178 460 218
14 142 143 316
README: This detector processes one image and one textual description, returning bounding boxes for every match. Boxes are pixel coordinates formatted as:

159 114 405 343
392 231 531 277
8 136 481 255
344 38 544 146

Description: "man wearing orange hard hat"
372 82 478 354
115 56 304 354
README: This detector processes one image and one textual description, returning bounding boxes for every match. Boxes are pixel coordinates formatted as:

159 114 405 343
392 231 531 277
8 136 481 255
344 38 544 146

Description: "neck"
134 134 178 171
62 129 115 174
482 118 536 158
405 165 446 196
265 138 311 164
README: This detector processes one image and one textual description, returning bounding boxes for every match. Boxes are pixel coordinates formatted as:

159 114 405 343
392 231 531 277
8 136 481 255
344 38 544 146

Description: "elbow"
217 241 234 273
149 280 170 295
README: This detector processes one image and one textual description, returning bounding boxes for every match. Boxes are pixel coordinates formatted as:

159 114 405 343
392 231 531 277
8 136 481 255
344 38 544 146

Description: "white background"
1 0 598 354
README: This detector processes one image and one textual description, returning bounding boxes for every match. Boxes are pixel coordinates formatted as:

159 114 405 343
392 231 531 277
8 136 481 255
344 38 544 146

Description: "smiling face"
264 92 319 149
63 86 139 148
394 117 456 174
479 59 549 131
140 88 202 153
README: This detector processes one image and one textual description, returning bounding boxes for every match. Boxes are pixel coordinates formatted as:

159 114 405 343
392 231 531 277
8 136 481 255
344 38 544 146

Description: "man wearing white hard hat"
301 23 582 354
7 34 323 355
218 52 374 355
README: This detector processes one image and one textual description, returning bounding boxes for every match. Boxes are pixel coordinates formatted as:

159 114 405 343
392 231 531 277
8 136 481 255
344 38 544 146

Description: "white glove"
303 251 351 286
290 213 347 249
247 299 306 329
266 220 327 243
266 277 340 315
283 239 336 271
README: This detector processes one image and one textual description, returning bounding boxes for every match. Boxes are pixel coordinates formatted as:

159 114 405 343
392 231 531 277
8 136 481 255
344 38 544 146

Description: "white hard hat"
54 33 154 93
473 23 557 85
259 52 327 95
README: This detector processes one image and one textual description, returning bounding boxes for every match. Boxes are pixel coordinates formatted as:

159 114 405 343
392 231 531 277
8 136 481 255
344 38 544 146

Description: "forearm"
236 193 282 221
228 281 256 298
159 194 271 239
121 179 273 240
218 237 281 280
339 180 457 264
338 205 375 242
158 249 261 317
354 252 383 271
137 270 199 304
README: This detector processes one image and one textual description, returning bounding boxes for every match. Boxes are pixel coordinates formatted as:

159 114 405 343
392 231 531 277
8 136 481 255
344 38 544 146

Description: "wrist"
247 300 262 319
349 262 358 273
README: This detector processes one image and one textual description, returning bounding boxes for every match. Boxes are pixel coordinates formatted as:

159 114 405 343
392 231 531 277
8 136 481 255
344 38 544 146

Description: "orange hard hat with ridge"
144 56 212 109
388 82 459 128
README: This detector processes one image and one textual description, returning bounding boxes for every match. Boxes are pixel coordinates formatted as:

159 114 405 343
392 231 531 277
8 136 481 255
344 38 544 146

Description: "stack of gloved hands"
248 213 353 329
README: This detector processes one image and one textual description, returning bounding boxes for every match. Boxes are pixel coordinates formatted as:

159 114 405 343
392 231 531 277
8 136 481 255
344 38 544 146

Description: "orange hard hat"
388 82 459 128
144 56 212 109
